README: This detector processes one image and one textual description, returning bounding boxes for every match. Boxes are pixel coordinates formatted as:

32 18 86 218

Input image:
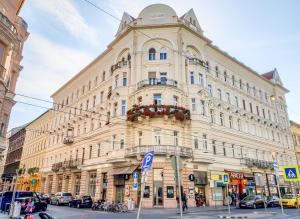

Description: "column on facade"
68 173 75 194
182 165 196 207
43 176 49 194
61 174 67 192
163 161 177 208
79 170 88 195
51 174 58 194
95 169 102 201
106 170 114 203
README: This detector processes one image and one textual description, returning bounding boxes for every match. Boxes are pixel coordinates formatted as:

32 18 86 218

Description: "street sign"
273 162 279 171
282 165 300 181
133 171 139 179
223 174 229 185
141 151 154 172
133 182 138 190
211 175 219 181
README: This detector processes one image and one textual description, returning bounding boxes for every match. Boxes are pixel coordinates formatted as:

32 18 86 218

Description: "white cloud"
16 32 93 99
35 0 98 43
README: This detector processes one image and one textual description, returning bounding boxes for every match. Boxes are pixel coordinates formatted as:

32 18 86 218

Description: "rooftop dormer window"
149 48 156 60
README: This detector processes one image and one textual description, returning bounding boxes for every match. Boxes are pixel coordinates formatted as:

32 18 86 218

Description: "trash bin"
10 201 21 218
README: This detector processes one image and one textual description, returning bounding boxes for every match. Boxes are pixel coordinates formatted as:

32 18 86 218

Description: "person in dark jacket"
182 192 188 212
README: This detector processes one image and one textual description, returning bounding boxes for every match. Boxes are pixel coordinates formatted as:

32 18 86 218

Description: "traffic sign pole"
176 155 183 219
226 184 231 216
274 162 284 219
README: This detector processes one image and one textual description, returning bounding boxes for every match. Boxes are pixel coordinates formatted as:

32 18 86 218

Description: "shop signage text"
225 171 244 180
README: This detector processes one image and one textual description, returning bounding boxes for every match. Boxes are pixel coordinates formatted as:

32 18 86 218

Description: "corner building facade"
39 4 296 208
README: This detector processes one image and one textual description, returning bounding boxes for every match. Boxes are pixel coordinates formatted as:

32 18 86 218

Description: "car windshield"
62 193 72 196
243 196 255 201
17 192 33 198
282 194 294 199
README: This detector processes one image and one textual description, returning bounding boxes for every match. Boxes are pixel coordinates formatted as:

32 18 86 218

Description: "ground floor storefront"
41 160 297 208
16 174 42 192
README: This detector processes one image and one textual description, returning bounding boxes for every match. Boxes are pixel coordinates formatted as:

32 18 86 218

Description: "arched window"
148 48 156 60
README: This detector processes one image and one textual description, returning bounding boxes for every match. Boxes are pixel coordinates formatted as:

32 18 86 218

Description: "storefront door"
153 169 163 207
115 186 124 203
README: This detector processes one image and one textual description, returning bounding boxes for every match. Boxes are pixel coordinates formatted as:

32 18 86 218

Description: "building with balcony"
30 4 295 208
18 110 52 192
0 0 29 174
291 121 300 166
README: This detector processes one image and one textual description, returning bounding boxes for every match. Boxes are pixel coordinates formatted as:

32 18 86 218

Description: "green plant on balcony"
27 167 39 176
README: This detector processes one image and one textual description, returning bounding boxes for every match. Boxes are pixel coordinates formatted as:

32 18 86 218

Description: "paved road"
1 205 299 219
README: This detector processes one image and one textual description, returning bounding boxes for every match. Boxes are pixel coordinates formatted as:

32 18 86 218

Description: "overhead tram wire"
14 99 290 155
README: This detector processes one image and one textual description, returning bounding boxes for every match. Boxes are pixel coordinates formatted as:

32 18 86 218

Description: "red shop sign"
226 171 244 180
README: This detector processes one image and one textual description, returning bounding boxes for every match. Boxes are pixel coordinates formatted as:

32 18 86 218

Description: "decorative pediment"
181 8 203 35
116 12 135 36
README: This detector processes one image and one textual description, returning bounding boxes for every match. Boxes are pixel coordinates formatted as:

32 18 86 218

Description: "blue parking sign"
133 171 139 179
133 182 138 190
223 173 229 185
141 151 154 172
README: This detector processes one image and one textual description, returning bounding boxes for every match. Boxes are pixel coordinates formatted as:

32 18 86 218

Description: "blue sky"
9 0 300 129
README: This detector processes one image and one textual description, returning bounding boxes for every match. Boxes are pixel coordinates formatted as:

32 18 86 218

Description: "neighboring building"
1 125 26 190
0 0 29 173
26 4 295 208
18 110 52 192
291 121 300 166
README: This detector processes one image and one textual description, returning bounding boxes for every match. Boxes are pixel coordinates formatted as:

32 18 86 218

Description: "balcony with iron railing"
125 145 193 158
240 157 274 170
0 11 17 35
51 159 82 172
126 104 191 122
187 58 205 66
110 60 130 73
137 78 178 89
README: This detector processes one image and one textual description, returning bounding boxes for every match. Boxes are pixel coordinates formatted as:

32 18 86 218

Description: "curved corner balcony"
137 78 178 89
126 145 193 158
0 11 17 35
126 104 191 122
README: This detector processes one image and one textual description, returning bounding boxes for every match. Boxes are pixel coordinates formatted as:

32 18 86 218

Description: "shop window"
167 186 174 198
88 173 97 197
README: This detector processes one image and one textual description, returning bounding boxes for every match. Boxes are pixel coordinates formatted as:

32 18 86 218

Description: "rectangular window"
86 99 89 110
154 129 161 145
100 91 104 103
113 102 117 117
88 173 97 197
256 106 260 116
246 83 250 93
121 100 126 116
174 131 178 146
210 109 215 123
191 98 196 111
249 102 253 113
235 96 239 107
226 92 230 103
102 72 105 82
232 75 235 86
224 71 227 81
193 136 199 149
217 89 222 100
93 95 96 107
220 113 224 126
122 73 127 86
190 72 194 84
0 42 5 64
97 144 101 157
89 145 92 159
160 52 167 60
153 94 162 105
200 100 205 115
138 131 142 146
199 73 204 86
229 116 233 128
223 142 226 156
212 140 216 155
208 84 212 96
120 138 124 149
239 79 243 89
160 72 167 84
237 119 241 131
173 96 178 106
203 134 207 150
262 109 266 118
232 145 235 157
242 99 246 110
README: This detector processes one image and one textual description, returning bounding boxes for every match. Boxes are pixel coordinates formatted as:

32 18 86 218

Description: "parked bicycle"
92 200 128 213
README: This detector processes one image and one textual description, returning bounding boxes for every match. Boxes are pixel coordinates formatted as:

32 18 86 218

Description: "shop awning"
110 166 138 175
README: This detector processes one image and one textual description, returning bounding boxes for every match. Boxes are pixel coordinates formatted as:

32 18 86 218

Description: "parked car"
266 195 280 207
281 194 300 208
239 195 265 209
68 195 93 208
50 192 73 206
40 194 54 204
0 191 47 213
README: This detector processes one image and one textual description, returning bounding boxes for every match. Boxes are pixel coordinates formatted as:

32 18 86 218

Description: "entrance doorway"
115 186 124 203
153 169 163 207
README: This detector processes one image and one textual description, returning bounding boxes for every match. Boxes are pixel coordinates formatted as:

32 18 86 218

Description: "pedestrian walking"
182 191 188 212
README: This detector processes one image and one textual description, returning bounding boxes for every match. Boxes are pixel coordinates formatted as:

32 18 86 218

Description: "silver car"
50 192 73 205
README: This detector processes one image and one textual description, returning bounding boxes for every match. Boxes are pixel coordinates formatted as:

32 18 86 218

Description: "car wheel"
77 203 80 209
253 204 256 209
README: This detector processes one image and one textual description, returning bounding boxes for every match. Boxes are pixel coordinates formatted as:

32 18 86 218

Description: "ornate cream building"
24 4 295 208
291 121 300 167
0 0 29 174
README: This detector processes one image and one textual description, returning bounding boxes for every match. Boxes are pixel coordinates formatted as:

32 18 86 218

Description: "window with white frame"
212 140 216 154
208 84 212 96
226 92 231 103
173 95 178 106
203 134 207 150
235 97 239 108
100 91 104 103
154 129 161 145
190 72 195 84
199 73 204 86
220 113 224 126
173 131 179 146
217 89 222 100
160 51 167 60
153 94 162 105
210 109 215 123
149 48 156 60
122 72 127 86
193 135 199 149
191 98 196 111
160 72 167 84
229 116 233 128
121 100 126 116
200 100 205 115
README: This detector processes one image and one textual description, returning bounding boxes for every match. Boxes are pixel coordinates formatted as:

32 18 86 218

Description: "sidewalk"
0 213 8 219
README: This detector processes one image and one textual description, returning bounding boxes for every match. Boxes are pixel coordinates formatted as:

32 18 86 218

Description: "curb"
218 216 247 219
